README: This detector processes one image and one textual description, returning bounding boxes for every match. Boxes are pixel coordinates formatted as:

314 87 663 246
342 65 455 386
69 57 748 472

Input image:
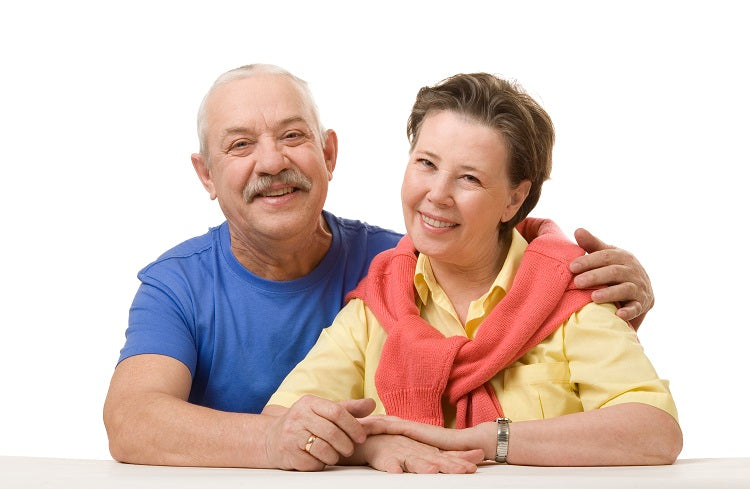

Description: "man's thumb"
574 227 610 253
339 398 376 418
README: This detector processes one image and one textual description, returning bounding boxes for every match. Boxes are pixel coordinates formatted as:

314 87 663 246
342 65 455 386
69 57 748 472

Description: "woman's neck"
429 237 511 325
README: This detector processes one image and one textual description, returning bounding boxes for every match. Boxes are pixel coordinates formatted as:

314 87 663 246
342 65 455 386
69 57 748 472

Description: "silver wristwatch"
495 417 511 463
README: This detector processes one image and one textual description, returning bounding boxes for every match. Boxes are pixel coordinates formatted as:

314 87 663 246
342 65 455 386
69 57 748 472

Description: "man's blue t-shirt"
118 211 401 414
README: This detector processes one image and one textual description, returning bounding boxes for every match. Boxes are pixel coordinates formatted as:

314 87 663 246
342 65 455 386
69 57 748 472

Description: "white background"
1 0 748 461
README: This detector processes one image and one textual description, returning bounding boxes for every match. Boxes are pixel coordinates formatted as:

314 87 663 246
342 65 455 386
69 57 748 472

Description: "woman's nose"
427 174 454 207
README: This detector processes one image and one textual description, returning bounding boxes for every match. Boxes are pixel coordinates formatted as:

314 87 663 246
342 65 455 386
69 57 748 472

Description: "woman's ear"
501 179 531 223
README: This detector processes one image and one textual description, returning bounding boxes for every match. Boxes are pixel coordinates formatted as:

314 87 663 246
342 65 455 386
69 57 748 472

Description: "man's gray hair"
196 64 326 164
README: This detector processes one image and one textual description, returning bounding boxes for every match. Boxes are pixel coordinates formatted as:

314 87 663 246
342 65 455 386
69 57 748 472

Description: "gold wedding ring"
304 435 317 453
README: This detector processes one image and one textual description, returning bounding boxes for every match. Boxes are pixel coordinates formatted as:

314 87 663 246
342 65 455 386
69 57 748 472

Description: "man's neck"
228 215 333 281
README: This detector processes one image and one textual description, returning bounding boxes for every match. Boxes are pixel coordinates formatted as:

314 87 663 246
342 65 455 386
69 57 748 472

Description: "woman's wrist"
471 421 500 460
494 418 511 463
338 438 369 466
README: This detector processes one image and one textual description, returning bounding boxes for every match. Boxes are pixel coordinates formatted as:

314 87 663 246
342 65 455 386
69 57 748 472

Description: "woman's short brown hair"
406 73 554 236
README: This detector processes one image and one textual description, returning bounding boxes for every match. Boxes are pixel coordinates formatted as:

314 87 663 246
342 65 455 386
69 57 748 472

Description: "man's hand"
570 228 654 330
262 396 375 471
359 434 483 474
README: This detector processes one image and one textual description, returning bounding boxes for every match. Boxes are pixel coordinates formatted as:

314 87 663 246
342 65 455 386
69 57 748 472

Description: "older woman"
264 73 681 472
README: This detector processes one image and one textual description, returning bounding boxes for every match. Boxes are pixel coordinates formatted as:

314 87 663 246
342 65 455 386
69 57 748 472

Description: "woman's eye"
463 175 481 184
418 158 435 168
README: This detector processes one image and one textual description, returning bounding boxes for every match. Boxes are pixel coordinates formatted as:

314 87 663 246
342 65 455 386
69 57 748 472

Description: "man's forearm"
105 391 274 468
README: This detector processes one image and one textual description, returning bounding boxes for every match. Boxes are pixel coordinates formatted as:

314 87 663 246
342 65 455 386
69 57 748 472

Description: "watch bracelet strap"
495 417 510 463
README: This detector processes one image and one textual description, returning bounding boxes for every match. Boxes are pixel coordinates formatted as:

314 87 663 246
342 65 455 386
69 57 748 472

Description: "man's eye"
225 139 255 155
230 140 250 149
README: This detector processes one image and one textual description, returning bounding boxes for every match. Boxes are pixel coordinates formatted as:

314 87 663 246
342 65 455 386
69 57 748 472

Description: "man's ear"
322 129 338 180
191 153 217 200
501 179 531 223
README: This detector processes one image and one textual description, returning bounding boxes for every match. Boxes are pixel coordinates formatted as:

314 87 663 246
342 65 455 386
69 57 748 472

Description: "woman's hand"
360 416 496 461
356 434 484 473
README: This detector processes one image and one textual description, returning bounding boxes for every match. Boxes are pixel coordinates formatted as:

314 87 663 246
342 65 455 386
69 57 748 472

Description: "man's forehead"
207 75 314 123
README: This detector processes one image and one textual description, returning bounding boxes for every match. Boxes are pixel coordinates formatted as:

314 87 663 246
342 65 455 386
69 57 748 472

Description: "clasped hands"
262 395 487 474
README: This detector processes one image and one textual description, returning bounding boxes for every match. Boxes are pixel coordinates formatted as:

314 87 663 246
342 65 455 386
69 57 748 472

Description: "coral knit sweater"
345 218 594 428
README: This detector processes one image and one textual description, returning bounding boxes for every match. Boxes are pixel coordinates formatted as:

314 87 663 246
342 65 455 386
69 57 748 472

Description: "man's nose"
254 137 288 175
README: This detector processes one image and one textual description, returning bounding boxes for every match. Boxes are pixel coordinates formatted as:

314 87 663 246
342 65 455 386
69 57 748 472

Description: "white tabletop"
2 456 748 489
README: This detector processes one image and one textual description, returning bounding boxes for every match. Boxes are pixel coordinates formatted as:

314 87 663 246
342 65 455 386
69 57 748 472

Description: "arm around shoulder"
570 228 654 329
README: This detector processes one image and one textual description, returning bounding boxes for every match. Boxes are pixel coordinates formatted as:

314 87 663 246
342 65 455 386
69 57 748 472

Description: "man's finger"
571 229 616 274
308 399 368 450
573 263 633 289
301 435 339 466
339 398 376 418
574 228 613 253
590 281 640 304
305 417 358 458
614 301 644 323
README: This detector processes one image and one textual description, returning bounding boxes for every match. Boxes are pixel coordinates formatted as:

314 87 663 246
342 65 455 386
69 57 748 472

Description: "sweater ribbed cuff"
380 387 446 426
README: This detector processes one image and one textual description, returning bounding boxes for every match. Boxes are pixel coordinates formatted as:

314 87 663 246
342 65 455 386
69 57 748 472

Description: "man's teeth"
261 187 295 197
421 214 456 228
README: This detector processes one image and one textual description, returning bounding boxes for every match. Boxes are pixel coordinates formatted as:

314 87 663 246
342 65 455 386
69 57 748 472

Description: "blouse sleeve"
564 302 679 421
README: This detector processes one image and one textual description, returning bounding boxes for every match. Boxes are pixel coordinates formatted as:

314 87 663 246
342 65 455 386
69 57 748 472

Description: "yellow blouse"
268 229 677 426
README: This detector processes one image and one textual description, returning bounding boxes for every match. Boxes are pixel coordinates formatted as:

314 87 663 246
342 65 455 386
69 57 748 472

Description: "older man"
103 64 655 471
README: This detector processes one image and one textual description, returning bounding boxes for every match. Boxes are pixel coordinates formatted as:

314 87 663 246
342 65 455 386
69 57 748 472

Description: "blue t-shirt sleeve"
118 270 198 377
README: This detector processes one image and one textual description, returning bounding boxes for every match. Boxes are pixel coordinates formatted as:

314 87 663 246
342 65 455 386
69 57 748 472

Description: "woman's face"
401 110 529 272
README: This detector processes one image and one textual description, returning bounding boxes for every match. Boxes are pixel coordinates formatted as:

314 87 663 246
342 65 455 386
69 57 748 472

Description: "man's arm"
570 228 654 330
103 354 372 470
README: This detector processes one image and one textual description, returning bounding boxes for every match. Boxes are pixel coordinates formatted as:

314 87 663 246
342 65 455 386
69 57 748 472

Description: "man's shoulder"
139 223 225 277
326 212 402 248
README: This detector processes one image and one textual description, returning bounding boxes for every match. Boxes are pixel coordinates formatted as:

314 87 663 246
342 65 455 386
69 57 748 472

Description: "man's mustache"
243 169 313 203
